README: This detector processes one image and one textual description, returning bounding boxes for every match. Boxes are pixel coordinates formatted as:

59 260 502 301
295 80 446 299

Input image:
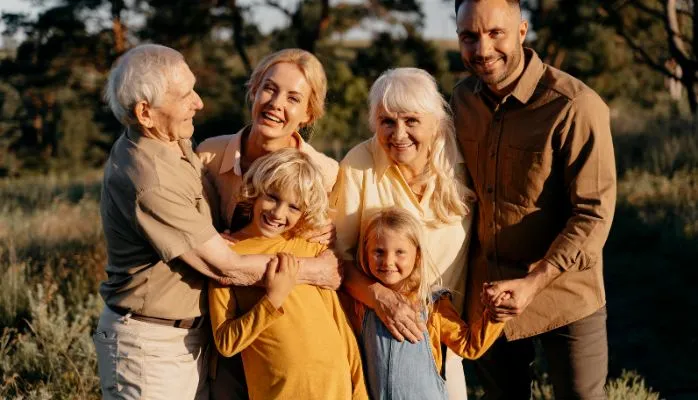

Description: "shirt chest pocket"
501 146 548 207
192 192 210 216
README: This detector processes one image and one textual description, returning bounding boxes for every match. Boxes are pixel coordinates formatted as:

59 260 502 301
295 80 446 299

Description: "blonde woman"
197 48 338 242
331 68 475 399
197 48 342 399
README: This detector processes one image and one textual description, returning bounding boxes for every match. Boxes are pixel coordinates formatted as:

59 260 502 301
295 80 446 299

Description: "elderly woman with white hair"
331 68 475 399
93 44 340 400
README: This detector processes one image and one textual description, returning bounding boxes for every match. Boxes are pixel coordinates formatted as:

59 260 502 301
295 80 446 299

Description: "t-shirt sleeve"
135 186 218 262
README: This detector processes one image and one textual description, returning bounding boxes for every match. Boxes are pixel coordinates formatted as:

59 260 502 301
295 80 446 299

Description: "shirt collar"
218 126 248 176
218 126 307 177
472 48 545 105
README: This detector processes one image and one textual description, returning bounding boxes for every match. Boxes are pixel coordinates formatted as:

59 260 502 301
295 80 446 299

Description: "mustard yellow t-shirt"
208 236 368 400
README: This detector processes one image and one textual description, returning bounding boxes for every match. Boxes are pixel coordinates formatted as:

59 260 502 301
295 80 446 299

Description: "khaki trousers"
93 306 210 400
473 307 608 400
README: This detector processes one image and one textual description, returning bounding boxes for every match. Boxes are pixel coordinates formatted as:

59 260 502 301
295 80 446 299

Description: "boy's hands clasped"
265 253 300 309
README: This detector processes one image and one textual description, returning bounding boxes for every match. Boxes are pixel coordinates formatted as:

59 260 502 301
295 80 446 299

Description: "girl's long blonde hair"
368 68 475 227
358 207 442 313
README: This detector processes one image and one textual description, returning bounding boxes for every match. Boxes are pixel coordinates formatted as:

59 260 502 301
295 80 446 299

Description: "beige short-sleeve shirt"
196 126 339 229
330 137 473 313
99 130 218 319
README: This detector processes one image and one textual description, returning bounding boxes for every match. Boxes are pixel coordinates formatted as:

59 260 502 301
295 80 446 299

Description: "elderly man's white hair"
104 44 185 126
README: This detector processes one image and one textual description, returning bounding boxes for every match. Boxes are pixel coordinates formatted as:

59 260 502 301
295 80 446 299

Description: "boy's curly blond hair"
238 148 328 236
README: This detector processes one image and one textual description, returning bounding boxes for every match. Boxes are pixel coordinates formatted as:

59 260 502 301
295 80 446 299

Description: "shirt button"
490 152 495 158
488 221 495 228
487 186 493 194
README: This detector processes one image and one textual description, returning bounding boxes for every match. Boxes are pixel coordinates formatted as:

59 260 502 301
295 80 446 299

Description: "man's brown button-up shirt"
99 130 218 320
452 49 617 340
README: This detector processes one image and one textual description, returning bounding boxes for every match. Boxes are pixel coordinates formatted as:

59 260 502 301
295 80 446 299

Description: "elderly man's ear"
134 101 155 129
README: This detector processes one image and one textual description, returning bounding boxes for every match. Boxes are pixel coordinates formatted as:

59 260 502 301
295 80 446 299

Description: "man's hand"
301 222 336 246
483 278 538 322
298 249 342 290
373 286 427 343
265 253 300 308
482 259 562 322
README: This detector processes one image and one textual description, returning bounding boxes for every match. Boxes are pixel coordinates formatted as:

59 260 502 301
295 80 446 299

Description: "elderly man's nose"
193 91 204 110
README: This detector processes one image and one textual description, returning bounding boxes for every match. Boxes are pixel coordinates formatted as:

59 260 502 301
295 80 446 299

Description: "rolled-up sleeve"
135 186 218 262
543 91 617 272
330 162 364 262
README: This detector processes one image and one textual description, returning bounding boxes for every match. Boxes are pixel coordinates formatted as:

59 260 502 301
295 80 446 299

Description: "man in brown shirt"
452 0 616 399
94 44 340 400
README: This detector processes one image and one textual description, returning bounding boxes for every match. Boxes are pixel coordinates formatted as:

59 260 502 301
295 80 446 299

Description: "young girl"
351 207 505 400
208 148 367 400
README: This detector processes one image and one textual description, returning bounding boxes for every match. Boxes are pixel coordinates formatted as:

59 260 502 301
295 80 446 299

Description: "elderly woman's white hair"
104 44 185 126
368 68 475 225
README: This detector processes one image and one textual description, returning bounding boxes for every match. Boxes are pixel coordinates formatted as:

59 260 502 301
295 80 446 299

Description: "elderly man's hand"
313 249 342 290
373 286 426 343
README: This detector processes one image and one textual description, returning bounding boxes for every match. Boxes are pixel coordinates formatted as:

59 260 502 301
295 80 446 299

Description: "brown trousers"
472 307 608 400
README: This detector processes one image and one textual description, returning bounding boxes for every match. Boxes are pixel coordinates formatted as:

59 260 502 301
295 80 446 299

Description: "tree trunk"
229 0 253 75
112 16 127 54
111 0 127 55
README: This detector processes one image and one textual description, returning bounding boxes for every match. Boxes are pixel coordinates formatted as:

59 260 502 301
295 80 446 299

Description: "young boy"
208 148 367 400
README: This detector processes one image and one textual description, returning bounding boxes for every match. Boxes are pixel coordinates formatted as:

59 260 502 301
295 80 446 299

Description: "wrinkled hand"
301 222 336 246
374 287 426 343
313 249 342 290
265 253 300 308
482 278 539 322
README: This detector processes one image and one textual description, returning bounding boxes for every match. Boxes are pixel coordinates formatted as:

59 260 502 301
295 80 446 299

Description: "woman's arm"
343 261 426 343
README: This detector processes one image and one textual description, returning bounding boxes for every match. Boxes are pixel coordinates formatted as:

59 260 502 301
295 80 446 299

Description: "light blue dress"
359 291 449 400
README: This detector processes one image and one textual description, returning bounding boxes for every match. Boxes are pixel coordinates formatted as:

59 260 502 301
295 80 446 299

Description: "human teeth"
263 113 282 123
263 214 283 228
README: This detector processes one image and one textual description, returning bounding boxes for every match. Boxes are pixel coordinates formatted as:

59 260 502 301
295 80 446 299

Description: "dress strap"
430 287 452 303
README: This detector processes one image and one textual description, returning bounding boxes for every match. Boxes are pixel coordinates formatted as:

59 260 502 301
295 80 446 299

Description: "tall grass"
0 172 104 399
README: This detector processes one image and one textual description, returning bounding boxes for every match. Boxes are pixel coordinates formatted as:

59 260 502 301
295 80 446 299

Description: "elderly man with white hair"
93 44 340 400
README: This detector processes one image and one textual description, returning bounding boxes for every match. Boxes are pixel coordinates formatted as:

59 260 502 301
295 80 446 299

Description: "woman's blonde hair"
247 48 327 127
368 68 475 226
358 207 441 313
238 148 328 236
